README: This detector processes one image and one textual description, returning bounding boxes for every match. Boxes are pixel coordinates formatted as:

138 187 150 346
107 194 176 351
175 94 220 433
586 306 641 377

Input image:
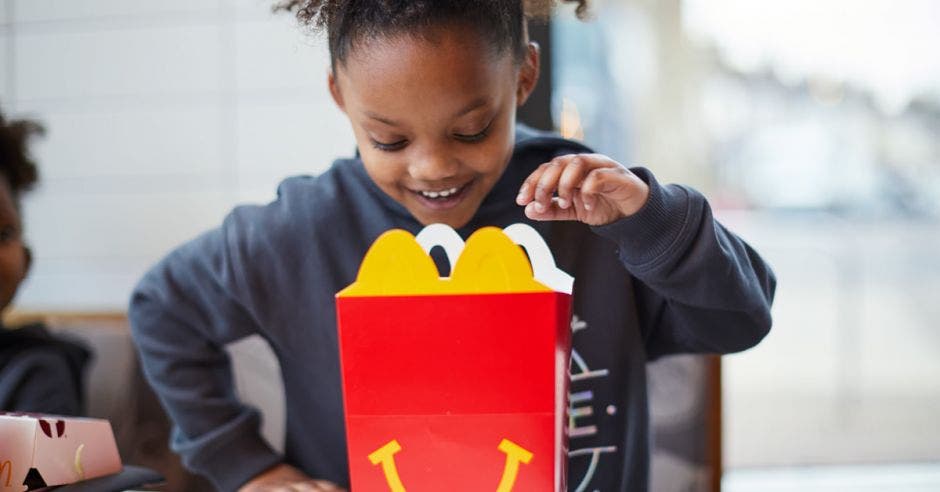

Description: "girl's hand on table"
517 153 650 226
238 463 347 492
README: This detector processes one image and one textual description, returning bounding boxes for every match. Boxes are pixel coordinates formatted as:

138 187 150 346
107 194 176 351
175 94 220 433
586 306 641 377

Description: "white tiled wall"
0 34 9 102
15 26 224 101
33 107 226 179
234 0 285 21
12 0 219 23
235 20 329 92
235 100 352 201
5 0 354 310
24 189 232 259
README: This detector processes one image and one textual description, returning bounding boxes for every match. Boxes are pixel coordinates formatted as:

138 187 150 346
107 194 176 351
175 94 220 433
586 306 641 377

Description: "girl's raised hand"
516 153 650 226
239 463 347 492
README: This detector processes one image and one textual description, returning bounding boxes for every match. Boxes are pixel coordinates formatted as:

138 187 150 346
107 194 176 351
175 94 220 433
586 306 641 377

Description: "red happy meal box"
336 224 573 492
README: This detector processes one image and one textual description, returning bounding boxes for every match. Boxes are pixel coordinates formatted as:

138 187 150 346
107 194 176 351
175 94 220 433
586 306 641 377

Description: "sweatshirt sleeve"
128 217 282 491
591 167 777 360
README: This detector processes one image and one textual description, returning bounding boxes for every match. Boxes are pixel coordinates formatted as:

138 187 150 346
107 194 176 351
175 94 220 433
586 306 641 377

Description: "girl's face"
0 180 29 312
329 25 539 228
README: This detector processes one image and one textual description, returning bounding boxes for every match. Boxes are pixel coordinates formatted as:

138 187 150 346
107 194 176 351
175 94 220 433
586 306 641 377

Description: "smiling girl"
129 1 775 491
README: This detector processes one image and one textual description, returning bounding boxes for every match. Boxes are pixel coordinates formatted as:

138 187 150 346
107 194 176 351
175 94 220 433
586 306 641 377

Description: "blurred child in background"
0 106 89 416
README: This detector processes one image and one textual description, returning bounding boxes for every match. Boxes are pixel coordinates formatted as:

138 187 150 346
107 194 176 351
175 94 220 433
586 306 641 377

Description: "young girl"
129 1 776 491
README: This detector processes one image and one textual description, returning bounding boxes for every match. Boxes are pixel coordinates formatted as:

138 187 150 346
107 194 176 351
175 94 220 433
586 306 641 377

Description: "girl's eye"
454 123 491 143
370 139 408 152
0 226 16 242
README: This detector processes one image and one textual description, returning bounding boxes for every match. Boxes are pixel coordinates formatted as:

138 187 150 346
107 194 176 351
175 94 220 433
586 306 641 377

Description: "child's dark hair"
274 0 588 67
0 107 43 206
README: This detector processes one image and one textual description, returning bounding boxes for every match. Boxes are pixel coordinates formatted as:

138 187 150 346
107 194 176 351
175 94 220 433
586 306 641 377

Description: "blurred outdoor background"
551 0 940 490
2 0 938 490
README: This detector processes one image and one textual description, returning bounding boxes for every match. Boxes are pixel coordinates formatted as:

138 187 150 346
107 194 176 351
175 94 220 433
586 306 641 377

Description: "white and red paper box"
0 412 121 491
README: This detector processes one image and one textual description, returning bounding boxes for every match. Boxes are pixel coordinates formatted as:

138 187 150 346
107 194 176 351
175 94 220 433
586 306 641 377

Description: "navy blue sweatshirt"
129 126 775 491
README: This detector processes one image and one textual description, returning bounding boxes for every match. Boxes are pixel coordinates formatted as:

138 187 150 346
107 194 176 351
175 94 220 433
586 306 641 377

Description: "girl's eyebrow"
364 98 490 128
365 112 401 127
454 98 488 118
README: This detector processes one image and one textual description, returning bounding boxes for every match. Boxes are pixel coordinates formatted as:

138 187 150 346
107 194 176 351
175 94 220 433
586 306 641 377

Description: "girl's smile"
409 179 475 211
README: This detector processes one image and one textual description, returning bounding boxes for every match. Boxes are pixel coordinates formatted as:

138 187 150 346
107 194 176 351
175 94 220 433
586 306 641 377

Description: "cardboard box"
0 413 121 491
336 224 573 491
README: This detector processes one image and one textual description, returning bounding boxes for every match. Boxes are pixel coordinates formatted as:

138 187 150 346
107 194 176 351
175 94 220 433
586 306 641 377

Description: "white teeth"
420 186 459 199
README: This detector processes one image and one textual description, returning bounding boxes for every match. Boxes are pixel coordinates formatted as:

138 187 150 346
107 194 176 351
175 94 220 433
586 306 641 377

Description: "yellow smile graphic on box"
368 439 533 492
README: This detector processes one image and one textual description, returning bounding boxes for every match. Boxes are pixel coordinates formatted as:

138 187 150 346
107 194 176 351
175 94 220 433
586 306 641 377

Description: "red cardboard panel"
337 292 570 491
338 292 568 415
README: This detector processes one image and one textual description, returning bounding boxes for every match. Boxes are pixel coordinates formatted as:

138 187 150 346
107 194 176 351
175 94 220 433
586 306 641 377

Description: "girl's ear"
516 41 541 107
328 70 347 113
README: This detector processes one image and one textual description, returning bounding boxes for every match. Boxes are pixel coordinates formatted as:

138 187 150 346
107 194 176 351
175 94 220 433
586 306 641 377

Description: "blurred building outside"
551 0 940 489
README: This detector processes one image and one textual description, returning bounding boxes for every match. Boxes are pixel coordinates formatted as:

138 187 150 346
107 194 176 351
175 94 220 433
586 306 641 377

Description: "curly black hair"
273 0 589 67
0 107 42 205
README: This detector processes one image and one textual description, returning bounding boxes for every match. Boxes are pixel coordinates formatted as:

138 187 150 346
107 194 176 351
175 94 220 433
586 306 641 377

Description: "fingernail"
558 198 569 209
535 202 546 213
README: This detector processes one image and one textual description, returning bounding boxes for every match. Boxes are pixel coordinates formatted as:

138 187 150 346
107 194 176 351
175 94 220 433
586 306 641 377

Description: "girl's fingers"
311 482 346 492
525 197 579 222
582 167 623 195
309 480 345 491
581 167 622 210
518 154 646 224
579 167 616 210
533 160 566 212
517 163 550 205
571 193 587 215
518 153 622 211
287 484 319 492
556 156 589 209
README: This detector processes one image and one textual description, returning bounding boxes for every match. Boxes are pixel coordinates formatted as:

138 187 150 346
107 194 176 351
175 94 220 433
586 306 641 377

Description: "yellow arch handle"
496 439 534 492
367 438 533 492
338 227 550 297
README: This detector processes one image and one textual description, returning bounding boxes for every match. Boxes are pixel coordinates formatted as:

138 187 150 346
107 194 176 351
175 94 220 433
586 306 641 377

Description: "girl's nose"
408 144 459 182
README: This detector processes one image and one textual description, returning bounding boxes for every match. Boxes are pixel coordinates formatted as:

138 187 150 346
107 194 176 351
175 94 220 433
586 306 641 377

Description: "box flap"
338 224 572 297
